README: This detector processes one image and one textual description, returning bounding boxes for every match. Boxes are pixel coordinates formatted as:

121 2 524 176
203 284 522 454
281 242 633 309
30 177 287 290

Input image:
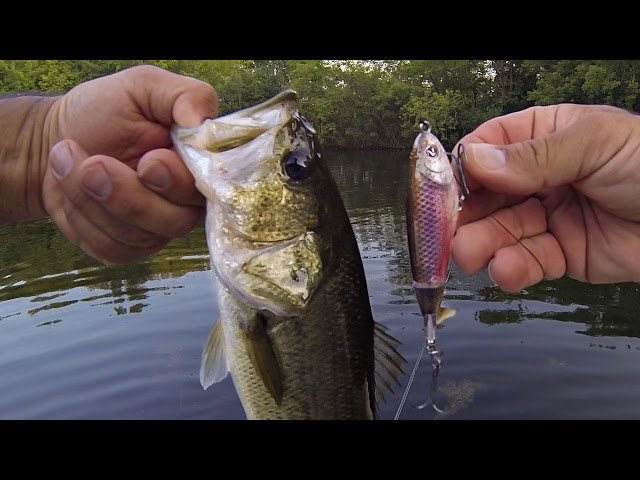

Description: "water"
1 150 640 420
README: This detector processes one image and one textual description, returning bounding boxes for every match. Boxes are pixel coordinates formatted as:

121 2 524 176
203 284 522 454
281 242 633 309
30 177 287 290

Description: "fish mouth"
172 90 298 154
170 89 299 200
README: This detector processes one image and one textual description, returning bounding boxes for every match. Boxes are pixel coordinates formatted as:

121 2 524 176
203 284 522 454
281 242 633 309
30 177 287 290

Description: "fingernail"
487 259 498 285
50 143 73 178
82 164 112 200
471 144 506 170
140 164 171 190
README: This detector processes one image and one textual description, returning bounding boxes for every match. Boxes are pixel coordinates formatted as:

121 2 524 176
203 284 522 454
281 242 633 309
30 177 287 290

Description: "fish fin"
241 314 283 406
374 368 393 406
437 307 457 325
200 320 229 390
364 377 377 420
374 322 407 404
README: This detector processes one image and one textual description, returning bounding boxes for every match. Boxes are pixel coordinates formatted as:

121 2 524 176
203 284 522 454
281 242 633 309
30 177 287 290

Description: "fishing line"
452 144 545 276
394 338 427 420
488 214 545 277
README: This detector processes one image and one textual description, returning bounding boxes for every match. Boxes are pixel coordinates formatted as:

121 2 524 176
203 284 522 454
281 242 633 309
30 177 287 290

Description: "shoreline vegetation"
323 145 409 150
2 60 639 151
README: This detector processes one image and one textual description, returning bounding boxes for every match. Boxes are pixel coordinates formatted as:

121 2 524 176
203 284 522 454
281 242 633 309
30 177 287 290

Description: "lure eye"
283 151 312 182
426 145 438 157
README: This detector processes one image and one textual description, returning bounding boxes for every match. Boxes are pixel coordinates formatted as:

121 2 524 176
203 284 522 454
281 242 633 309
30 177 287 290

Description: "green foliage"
527 60 640 111
1 59 638 148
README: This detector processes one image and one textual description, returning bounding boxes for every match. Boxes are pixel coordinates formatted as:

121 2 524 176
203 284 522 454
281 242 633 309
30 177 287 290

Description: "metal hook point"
453 143 470 208
413 345 447 414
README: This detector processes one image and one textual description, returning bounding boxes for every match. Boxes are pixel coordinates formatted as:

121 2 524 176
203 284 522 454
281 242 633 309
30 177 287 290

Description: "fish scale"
219 234 376 419
412 177 453 286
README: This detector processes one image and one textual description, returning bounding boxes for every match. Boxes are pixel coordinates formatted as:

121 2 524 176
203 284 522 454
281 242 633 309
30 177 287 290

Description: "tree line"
2 60 639 149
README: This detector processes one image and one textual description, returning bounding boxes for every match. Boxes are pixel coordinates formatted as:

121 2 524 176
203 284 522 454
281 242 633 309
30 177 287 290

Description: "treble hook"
415 345 447 414
447 143 471 211
393 338 447 419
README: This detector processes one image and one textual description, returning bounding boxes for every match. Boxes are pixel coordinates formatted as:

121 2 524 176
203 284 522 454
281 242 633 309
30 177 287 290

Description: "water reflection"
0 219 210 319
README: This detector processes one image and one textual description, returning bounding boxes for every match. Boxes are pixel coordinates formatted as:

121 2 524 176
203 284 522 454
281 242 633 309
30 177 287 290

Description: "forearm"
0 95 60 224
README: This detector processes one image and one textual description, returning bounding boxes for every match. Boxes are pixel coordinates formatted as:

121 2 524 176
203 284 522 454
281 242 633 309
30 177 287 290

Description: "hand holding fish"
0 65 217 264
452 104 640 292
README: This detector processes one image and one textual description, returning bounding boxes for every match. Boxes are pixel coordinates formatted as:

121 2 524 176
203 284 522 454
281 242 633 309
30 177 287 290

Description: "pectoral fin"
241 313 283 406
200 320 229 390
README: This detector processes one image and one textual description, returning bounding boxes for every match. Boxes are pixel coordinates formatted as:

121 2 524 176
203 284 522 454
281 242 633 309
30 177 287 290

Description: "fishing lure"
395 121 543 419
396 120 469 419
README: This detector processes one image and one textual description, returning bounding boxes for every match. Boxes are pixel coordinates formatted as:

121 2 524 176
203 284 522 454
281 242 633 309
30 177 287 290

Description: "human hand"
451 104 640 292
42 65 218 265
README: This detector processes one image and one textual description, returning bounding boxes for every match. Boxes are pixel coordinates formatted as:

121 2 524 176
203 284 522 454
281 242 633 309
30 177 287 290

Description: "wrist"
0 94 62 224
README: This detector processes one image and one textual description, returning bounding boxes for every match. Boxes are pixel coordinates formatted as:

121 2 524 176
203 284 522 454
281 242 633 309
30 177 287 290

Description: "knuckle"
127 64 165 81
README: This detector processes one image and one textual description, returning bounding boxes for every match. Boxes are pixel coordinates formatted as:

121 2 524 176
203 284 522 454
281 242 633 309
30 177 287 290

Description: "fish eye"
283 151 312 182
426 145 439 158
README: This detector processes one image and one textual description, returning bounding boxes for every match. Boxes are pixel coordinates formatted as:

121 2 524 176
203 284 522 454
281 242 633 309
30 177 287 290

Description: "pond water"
1 150 639 420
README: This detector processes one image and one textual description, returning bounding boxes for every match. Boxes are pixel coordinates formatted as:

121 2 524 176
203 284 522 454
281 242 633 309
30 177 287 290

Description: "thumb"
123 65 219 129
172 83 219 128
461 114 617 196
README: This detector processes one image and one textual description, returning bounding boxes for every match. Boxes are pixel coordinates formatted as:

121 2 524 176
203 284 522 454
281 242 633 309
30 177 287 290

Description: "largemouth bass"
407 121 459 341
172 90 404 419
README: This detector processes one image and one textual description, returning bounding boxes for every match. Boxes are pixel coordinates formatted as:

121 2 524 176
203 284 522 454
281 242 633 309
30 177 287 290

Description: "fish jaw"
172 90 298 155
